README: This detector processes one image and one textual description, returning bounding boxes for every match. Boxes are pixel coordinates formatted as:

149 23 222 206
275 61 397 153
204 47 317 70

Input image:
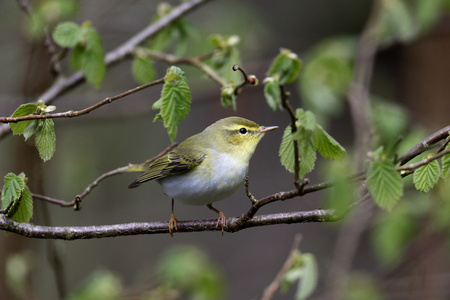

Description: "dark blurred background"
1 1 449 299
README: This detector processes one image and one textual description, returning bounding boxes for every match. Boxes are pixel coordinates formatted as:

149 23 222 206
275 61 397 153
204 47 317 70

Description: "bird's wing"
128 148 206 188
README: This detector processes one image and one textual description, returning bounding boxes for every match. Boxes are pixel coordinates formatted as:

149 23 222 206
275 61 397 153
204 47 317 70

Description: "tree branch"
134 48 227 86
0 210 337 240
397 125 450 165
1 78 164 124
261 234 302 300
0 0 213 138
31 143 178 209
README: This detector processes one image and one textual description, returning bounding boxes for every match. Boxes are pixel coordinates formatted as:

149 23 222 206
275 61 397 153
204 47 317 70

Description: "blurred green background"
1 0 450 299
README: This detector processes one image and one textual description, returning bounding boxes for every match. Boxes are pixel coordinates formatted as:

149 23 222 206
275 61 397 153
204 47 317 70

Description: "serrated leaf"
367 159 403 211
264 76 282 111
372 204 417 265
442 149 450 180
298 130 317 178
52 21 83 48
155 67 191 142
10 186 33 223
9 103 38 135
299 37 355 120
267 48 302 85
132 56 156 84
279 125 317 178
295 254 318 300
1 173 26 205
379 0 418 43
23 120 38 141
220 84 236 110
81 28 106 88
70 44 84 70
314 124 346 161
323 159 355 217
413 156 441 193
279 126 297 174
295 109 316 132
35 119 56 162
281 253 318 300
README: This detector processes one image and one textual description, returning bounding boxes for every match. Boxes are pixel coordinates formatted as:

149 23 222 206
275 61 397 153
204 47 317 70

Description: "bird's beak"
259 126 279 133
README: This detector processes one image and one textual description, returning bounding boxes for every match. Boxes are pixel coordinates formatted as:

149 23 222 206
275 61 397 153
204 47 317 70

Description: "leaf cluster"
152 66 191 142
279 109 346 179
9 101 56 162
53 21 106 88
281 251 318 300
1 173 33 224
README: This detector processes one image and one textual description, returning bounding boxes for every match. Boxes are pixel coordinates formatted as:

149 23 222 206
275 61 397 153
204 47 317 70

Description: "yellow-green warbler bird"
129 116 278 235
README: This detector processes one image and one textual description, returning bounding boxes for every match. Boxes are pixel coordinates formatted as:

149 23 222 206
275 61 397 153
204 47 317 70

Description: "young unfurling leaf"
153 66 191 142
1 173 33 223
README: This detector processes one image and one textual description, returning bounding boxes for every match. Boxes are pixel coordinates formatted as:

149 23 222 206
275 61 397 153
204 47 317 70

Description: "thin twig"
1 78 165 123
261 234 302 300
346 0 382 168
398 125 450 165
397 148 450 173
32 143 178 209
279 85 304 192
134 48 227 86
0 0 213 138
232 64 257 93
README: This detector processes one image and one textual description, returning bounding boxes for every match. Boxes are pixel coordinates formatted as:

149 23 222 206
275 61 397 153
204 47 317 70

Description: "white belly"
158 152 248 206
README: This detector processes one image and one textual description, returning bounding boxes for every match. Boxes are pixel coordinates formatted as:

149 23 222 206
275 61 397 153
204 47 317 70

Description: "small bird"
129 116 278 235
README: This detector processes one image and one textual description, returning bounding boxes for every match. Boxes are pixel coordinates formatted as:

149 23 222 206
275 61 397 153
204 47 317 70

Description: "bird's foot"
216 212 226 234
169 213 178 237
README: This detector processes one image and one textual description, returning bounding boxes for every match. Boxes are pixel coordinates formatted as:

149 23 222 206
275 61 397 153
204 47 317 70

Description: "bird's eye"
239 127 247 134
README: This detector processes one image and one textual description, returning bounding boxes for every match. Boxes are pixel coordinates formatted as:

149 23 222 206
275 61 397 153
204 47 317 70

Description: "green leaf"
281 253 318 300
220 84 236 110
267 48 302 85
209 35 242 83
413 155 441 193
299 37 355 121
66 271 122 300
1 173 26 204
23 120 38 141
279 125 317 178
35 119 56 162
52 21 83 47
279 126 297 174
132 56 156 84
367 159 403 211
314 124 346 161
442 147 450 180
10 186 33 223
154 66 191 142
263 76 282 111
377 0 418 43
157 246 225 299
295 109 317 132
346 274 384 300
70 44 84 70
81 28 106 88
298 130 317 178
9 103 38 135
415 0 446 33
372 203 417 265
1 173 32 222
322 159 355 217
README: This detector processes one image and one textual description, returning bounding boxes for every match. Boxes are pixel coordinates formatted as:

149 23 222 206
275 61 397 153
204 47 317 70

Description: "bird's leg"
245 176 257 204
169 199 178 237
207 204 226 234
